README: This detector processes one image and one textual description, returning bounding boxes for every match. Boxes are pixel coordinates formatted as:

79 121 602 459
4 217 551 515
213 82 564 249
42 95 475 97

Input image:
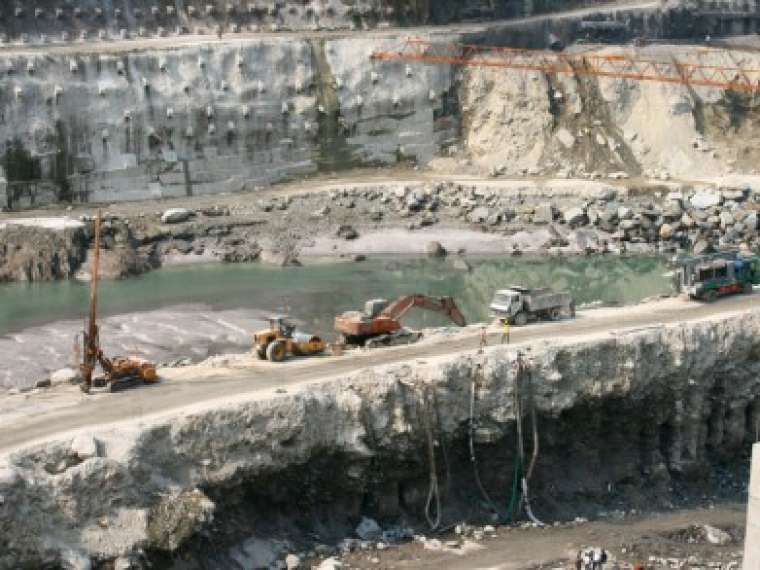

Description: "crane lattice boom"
370 39 760 93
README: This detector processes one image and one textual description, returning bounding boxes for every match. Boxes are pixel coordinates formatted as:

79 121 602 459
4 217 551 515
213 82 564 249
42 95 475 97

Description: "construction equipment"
489 286 574 326
335 294 467 348
370 39 760 93
253 315 327 362
80 212 158 393
676 252 760 301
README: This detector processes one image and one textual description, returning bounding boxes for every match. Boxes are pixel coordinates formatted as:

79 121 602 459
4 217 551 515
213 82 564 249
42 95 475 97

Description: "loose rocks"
336 225 359 240
161 208 193 224
425 241 447 258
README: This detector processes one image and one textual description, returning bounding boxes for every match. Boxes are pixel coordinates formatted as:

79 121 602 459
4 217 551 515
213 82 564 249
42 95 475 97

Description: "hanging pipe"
515 353 545 527
469 361 501 516
422 385 442 530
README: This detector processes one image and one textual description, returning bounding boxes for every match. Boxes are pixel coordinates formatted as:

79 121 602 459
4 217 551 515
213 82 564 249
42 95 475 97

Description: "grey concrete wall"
746 443 760 569
0 0 541 44
0 36 458 207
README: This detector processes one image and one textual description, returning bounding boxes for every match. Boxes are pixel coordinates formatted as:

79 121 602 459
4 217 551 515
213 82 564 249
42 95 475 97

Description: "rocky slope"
1 308 758 568
0 219 90 282
2 174 759 283
457 44 760 180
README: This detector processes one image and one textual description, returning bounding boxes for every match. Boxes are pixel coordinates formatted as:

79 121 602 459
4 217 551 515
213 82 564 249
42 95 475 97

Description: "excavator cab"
364 299 390 319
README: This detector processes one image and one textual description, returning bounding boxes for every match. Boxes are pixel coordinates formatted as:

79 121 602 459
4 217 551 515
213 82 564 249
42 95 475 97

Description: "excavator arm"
380 295 467 327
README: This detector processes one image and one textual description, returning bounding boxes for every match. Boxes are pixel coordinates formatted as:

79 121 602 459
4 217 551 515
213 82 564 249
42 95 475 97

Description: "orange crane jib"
370 39 760 93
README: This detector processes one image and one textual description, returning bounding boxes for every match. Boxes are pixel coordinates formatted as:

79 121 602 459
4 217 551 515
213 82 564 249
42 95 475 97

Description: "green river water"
0 255 674 337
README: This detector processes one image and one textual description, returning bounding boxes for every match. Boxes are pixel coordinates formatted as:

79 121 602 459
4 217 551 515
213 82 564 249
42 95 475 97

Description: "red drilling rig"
79 211 158 393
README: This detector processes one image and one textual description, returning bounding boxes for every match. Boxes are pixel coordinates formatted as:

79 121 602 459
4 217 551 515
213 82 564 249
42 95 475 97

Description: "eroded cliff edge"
1 308 759 568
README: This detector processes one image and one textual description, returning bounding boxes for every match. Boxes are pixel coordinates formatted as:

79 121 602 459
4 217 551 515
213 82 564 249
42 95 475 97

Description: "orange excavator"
335 294 467 348
79 211 158 393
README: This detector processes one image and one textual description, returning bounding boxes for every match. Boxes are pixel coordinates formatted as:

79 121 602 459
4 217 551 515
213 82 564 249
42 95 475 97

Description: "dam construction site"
3 1 760 569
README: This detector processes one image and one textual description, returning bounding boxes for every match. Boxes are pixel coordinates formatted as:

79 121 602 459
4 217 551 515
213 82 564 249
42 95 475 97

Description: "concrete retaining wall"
0 36 458 207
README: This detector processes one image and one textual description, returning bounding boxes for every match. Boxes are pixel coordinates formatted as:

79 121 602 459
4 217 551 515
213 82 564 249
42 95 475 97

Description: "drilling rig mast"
79 211 158 393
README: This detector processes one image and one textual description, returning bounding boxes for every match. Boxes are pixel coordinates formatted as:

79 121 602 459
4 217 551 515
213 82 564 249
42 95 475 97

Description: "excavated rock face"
459 45 760 180
0 1 739 211
0 224 89 282
1 310 759 567
0 1 617 42
0 219 158 282
0 36 457 208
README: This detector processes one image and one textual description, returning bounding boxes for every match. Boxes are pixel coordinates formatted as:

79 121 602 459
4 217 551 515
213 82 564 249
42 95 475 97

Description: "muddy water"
1 255 672 336
0 254 672 390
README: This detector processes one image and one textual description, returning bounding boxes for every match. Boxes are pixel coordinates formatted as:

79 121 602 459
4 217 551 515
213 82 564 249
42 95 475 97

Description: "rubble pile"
3 177 759 282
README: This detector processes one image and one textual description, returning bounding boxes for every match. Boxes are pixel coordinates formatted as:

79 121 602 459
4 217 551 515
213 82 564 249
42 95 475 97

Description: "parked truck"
489 286 574 326
676 252 759 301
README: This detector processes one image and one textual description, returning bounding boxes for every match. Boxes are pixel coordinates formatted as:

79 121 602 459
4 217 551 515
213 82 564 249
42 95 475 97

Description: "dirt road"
0 293 757 455
0 1 659 57
341 506 746 569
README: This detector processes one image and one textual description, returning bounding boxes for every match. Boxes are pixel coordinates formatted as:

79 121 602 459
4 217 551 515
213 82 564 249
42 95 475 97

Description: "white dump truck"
489 286 575 326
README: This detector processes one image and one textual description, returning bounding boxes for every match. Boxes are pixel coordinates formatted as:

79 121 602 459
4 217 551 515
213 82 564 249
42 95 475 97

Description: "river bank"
0 255 673 391
1 174 758 283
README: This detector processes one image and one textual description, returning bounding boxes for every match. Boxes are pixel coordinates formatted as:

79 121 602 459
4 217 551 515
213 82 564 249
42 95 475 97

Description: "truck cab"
489 286 573 325
677 253 759 301
489 287 526 319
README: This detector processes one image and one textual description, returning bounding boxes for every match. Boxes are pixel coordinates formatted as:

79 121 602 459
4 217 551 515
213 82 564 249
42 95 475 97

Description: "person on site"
479 326 487 353
592 548 603 569
500 318 510 344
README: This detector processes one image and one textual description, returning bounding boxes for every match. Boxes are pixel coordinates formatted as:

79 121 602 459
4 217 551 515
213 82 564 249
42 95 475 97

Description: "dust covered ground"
336 507 745 569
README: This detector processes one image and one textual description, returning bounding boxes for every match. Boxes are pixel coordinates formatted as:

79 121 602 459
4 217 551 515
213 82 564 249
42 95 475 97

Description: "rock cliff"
1 308 758 567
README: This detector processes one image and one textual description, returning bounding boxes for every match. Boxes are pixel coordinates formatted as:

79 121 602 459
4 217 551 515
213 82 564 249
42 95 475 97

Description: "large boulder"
231 538 279 569
532 203 555 224
336 225 359 240
721 188 748 202
160 208 193 224
563 207 587 226
619 219 639 231
595 186 618 202
70 434 99 461
355 517 382 541
556 128 576 149
617 206 634 220
50 367 81 386
702 524 732 546
690 191 721 210
425 241 447 258
146 489 215 552
468 207 491 224
745 211 758 233
693 239 714 255
259 249 299 267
